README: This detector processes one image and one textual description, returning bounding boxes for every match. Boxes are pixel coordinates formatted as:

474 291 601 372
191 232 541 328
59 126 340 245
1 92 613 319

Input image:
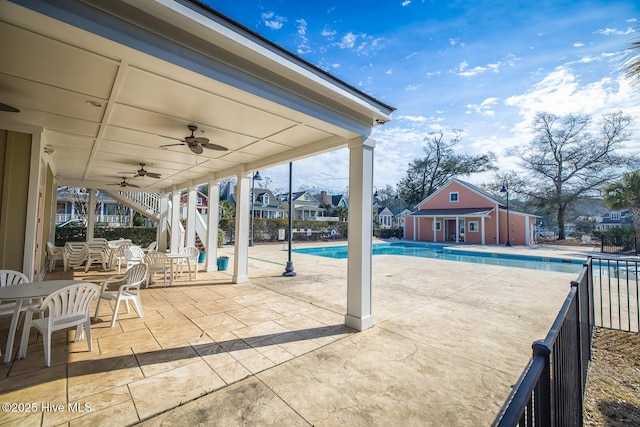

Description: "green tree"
397 130 497 207
603 171 640 236
334 206 348 221
220 200 235 219
511 111 638 240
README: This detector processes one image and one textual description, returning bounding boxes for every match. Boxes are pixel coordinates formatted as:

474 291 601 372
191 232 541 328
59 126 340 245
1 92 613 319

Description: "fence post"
532 339 552 426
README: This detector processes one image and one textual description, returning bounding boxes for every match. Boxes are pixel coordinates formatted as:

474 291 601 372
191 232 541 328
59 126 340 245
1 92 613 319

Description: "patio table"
166 252 191 286
0 280 86 363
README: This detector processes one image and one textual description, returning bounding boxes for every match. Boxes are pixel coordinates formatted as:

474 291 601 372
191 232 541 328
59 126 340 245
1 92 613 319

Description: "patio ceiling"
0 0 393 193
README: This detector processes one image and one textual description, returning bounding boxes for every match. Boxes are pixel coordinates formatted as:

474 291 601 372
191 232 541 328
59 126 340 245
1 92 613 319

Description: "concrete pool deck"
0 239 596 426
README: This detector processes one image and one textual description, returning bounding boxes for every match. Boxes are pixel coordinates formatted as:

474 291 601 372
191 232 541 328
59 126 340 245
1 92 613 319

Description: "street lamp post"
283 162 296 277
500 184 512 247
249 171 262 247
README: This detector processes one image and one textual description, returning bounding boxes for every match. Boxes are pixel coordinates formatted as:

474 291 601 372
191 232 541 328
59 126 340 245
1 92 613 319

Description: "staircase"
104 189 208 253
102 190 161 221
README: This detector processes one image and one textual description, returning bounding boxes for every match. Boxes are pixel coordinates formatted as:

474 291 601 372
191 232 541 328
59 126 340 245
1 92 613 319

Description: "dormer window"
449 192 459 202
263 194 269 205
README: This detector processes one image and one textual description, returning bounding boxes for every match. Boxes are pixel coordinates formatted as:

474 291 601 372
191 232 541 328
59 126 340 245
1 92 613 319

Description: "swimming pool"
292 242 585 274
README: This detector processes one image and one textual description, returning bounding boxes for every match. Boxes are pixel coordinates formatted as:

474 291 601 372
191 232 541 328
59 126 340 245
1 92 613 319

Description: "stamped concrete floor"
0 240 591 426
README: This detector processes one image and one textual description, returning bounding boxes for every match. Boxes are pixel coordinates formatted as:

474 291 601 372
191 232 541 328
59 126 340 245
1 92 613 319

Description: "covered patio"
0 0 394 331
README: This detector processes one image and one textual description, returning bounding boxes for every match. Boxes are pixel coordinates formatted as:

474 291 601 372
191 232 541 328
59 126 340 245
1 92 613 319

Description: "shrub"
55 226 157 247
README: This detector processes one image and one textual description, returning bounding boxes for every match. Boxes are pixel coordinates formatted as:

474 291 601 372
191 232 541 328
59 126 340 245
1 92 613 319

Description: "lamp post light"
249 170 262 247
283 162 296 277
500 184 512 247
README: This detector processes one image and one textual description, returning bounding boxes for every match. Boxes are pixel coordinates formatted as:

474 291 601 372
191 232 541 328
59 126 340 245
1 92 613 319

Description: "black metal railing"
601 235 639 255
591 256 640 332
494 260 593 426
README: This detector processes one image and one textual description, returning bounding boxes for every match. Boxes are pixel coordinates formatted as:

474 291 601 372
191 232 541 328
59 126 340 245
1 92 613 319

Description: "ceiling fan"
108 177 140 188
160 124 228 154
119 163 161 179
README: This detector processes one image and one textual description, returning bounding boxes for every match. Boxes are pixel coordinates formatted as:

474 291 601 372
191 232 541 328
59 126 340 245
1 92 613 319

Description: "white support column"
481 216 486 245
170 190 181 253
345 137 375 331
206 178 220 272
233 172 251 283
87 189 96 241
186 183 197 248
157 194 169 251
433 217 437 242
495 203 500 245
413 217 417 241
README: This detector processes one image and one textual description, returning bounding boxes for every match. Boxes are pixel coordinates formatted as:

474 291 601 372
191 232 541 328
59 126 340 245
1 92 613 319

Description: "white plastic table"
0 280 85 363
166 253 190 286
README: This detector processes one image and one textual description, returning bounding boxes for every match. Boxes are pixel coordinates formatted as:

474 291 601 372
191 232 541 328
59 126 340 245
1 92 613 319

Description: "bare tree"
64 187 103 225
511 111 638 240
397 130 497 207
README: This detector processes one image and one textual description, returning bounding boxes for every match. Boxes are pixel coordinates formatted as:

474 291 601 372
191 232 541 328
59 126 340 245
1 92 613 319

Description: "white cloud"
573 42 584 47
596 27 636 36
296 19 311 54
261 12 287 30
321 27 337 39
402 0 411 6
465 97 499 117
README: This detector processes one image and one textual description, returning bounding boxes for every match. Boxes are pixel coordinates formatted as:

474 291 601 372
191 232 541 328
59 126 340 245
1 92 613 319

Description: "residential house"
391 208 412 229
56 187 131 226
376 207 394 229
405 178 538 246
180 190 208 217
278 191 323 220
252 189 286 219
596 209 633 230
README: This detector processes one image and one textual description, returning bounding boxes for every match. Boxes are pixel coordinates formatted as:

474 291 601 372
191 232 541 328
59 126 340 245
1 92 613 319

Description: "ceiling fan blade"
128 183 140 188
200 141 228 151
0 103 20 113
146 172 162 179
159 142 186 148
189 143 204 155
191 136 209 144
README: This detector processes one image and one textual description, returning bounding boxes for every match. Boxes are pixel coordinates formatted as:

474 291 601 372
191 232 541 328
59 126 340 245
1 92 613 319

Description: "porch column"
412 217 417 241
433 217 437 242
206 178 219 272
86 188 96 241
170 190 181 253
455 216 459 243
481 216 486 245
346 137 374 331
186 182 197 248
233 171 251 283
157 193 169 251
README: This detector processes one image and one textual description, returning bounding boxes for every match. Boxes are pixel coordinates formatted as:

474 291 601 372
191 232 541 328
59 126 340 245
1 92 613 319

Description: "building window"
263 194 269 205
611 212 620 220
449 192 459 202
197 197 203 205
56 202 66 214
468 221 479 232
435 221 441 231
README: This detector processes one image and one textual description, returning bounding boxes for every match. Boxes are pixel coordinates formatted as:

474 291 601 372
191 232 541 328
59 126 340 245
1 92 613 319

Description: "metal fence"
591 257 640 332
494 260 593 427
601 235 638 255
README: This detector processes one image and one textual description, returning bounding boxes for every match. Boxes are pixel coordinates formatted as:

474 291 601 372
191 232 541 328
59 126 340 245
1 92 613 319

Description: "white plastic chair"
46 242 67 272
143 251 169 287
124 246 145 270
18 282 100 367
112 242 132 273
64 242 89 271
0 270 32 360
177 246 200 281
94 263 147 327
142 241 157 253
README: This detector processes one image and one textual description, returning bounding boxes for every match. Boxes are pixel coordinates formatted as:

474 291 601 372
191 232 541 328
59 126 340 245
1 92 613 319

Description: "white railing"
195 210 207 251
117 190 160 213
56 213 130 225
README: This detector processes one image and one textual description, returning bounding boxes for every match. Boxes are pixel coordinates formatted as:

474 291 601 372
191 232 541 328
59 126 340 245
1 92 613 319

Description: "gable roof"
414 178 505 209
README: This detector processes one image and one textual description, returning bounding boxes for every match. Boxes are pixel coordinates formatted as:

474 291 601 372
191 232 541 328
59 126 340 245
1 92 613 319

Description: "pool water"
292 242 585 274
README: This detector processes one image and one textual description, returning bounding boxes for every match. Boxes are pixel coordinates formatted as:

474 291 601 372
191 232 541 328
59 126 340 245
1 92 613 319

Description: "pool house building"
405 179 538 246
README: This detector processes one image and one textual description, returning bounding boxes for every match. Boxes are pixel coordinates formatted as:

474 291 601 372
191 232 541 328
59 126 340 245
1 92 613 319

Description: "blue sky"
208 0 640 196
